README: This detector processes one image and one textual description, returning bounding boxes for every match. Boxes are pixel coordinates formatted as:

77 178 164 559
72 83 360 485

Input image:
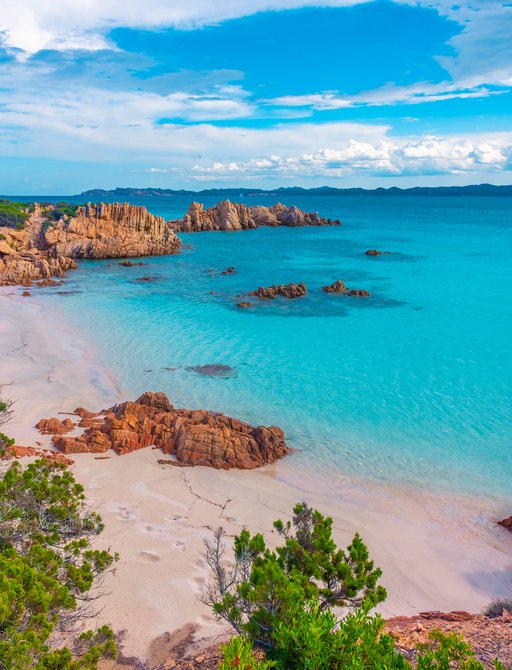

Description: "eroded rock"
48 391 289 469
249 282 307 299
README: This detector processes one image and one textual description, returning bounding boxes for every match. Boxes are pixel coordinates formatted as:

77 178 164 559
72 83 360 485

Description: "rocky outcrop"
249 282 307 299
35 417 75 435
41 203 181 259
1 444 75 466
172 200 340 232
322 280 371 297
0 202 181 286
44 391 289 469
322 280 346 293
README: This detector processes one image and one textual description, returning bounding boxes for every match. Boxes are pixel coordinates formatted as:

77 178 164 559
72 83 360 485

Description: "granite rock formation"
171 200 340 232
0 202 181 286
43 391 289 469
249 282 307 299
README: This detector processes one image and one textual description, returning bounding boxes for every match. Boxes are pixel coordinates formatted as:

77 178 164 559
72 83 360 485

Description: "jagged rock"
50 391 289 469
36 417 76 435
249 282 307 299
498 515 512 531
171 200 340 232
322 280 346 293
0 202 181 286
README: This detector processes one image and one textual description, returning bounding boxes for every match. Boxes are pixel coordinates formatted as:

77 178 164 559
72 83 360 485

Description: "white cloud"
270 80 508 110
190 134 511 180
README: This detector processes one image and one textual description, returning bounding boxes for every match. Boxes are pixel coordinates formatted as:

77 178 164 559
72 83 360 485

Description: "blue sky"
1 0 511 193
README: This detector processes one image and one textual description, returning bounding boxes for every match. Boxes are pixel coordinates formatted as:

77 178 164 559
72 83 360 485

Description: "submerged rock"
186 364 235 377
249 281 307 299
48 391 289 469
237 301 253 308
220 266 237 275
344 289 371 297
365 249 390 256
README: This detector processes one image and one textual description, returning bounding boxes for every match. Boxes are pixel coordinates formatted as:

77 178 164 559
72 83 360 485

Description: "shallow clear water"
37 195 512 497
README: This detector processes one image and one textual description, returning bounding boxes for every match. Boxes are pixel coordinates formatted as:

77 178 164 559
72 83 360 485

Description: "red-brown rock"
344 288 371 297
237 301 253 308
322 280 346 293
365 249 388 256
249 282 307 299
36 417 76 435
49 391 289 469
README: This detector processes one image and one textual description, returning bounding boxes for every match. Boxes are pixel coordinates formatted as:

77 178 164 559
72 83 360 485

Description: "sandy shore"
1 287 511 664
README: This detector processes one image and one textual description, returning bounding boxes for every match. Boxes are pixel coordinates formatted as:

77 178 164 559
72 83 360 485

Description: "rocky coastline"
0 199 340 286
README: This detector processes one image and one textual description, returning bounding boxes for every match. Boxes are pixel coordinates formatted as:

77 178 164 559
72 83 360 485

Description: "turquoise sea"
25 194 512 498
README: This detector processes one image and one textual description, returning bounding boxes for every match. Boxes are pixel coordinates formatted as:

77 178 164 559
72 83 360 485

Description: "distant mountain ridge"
79 184 512 198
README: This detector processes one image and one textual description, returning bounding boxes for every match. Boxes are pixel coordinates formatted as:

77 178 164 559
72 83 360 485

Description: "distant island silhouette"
79 183 512 198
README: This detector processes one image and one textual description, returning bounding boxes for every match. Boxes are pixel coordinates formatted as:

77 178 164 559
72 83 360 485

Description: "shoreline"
1 286 511 662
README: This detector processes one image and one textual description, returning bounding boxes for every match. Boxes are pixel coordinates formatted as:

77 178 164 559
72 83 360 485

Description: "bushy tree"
202 502 386 651
205 503 509 670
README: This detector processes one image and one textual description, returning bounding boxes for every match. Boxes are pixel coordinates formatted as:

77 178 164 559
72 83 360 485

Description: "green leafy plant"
0 459 118 669
202 502 386 651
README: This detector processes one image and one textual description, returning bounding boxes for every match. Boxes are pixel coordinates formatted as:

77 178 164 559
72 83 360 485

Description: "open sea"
21 194 512 498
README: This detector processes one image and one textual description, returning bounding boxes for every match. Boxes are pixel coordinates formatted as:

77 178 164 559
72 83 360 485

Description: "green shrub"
0 199 29 229
0 460 118 669
211 503 509 670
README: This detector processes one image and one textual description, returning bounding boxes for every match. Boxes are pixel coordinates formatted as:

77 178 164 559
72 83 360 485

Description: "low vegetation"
0 199 29 229
205 502 509 670
44 202 82 221
0 397 118 669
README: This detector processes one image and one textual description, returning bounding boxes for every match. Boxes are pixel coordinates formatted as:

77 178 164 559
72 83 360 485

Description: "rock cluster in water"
39 391 288 470
171 200 340 232
322 280 371 297
249 282 307 299
0 202 181 286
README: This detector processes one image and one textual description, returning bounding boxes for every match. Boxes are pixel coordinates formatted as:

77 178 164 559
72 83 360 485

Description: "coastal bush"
0 199 29 229
207 503 509 670
0 459 118 669
202 502 386 651
45 202 81 222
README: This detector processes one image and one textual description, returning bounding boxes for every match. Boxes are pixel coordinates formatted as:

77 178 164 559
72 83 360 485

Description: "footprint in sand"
172 541 186 552
139 551 161 563
116 506 138 522
196 614 218 625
